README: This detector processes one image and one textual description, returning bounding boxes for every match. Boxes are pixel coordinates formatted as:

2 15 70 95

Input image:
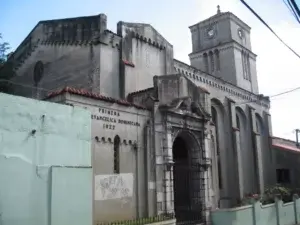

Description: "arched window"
203 53 209 72
113 135 121 174
214 49 220 71
209 51 214 72
241 51 246 79
246 53 251 80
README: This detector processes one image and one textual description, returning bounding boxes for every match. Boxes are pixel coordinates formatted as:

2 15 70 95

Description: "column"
228 99 244 200
264 112 276 185
249 106 264 194
202 124 213 224
153 102 165 215
163 123 174 214
145 122 156 217
210 124 219 208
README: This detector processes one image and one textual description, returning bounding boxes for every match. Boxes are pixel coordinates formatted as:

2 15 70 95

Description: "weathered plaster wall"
60 94 151 223
13 43 100 98
174 59 273 206
0 93 92 225
10 14 121 100
117 22 174 98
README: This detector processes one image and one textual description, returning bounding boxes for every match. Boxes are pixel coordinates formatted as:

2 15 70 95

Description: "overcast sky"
1 0 300 140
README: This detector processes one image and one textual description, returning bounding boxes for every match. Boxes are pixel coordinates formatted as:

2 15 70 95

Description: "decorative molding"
173 59 270 109
131 31 166 50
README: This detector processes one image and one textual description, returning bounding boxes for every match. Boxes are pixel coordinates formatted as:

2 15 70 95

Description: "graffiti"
94 173 133 201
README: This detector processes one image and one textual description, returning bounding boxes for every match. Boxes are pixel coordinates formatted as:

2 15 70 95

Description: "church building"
6 6 274 225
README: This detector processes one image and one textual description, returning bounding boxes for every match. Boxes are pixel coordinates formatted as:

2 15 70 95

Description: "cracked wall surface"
0 93 92 225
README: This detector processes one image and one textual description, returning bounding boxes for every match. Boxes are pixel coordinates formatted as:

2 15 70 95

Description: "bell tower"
188 6 259 94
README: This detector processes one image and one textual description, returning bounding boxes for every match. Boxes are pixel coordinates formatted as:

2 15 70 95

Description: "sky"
1 0 300 140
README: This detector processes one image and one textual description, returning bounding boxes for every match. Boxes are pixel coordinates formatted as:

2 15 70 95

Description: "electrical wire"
240 0 300 59
289 0 300 20
283 0 300 22
269 85 300 98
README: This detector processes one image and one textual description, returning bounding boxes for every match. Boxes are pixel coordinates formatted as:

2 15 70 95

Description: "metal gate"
173 161 204 225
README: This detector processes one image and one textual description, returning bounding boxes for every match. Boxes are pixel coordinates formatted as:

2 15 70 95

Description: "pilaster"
264 112 276 185
228 99 244 200
249 106 264 194
202 125 213 224
163 123 175 214
153 102 164 215
210 124 219 209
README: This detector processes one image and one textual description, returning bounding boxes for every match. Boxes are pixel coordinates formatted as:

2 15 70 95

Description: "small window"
113 135 121 174
276 169 290 184
209 51 214 72
203 53 209 72
215 49 220 71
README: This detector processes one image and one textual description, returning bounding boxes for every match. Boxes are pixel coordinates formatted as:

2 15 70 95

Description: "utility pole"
296 129 300 147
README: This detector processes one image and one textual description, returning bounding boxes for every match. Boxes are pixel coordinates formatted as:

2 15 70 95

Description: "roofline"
272 136 296 144
7 14 104 62
173 58 269 101
45 87 149 111
189 12 251 31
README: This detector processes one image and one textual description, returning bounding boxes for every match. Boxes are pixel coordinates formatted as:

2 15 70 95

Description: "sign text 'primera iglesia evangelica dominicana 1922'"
91 107 141 130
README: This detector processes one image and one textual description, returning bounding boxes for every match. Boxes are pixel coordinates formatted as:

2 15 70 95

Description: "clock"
238 29 243 38
207 28 215 38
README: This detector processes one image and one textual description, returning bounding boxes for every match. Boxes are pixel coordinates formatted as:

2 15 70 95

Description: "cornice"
189 12 251 32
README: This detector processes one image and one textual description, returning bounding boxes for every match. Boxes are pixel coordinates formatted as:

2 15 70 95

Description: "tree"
0 33 15 93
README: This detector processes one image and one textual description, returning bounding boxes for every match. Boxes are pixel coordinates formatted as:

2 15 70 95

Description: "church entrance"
172 133 203 224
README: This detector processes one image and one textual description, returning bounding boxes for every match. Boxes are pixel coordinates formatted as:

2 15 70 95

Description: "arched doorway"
172 132 203 224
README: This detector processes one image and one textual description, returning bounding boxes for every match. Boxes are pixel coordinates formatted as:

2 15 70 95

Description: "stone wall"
0 93 92 225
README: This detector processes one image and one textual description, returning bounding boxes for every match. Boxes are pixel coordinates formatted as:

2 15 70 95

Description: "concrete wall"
11 28 121 100
0 93 92 225
211 197 300 225
12 43 100 98
274 146 300 188
189 15 232 53
60 93 151 223
117 22 174 98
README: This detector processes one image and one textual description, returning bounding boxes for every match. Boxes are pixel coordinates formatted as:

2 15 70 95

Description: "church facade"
6 7 274 225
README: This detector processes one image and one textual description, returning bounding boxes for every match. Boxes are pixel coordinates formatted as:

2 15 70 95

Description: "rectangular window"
276 169 290 184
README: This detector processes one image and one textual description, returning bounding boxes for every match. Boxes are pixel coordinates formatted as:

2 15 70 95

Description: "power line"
269 86 300 98
240 0 300 59
283 0 300 22
289 0 300 20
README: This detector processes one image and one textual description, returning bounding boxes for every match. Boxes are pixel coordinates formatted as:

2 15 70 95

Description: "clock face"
238 29 243 38
207 28 215 38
